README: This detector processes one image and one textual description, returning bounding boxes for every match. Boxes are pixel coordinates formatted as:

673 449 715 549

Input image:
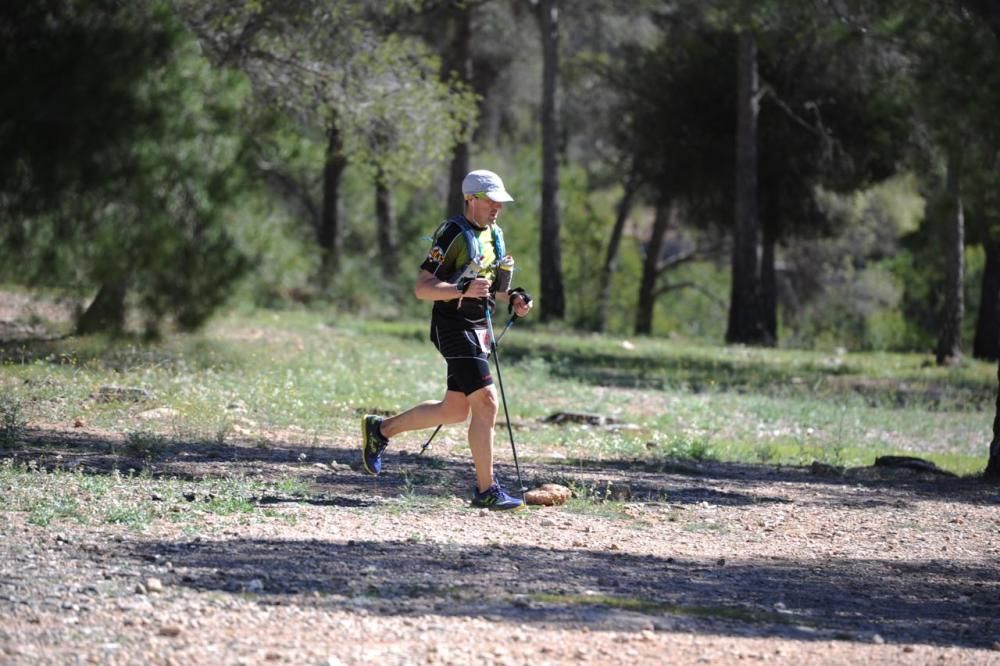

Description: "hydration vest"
442 214 505 276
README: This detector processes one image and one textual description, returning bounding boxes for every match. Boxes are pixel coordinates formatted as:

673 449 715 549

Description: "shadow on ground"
5 426 1000 650
121 536 998 650
6 427 998 511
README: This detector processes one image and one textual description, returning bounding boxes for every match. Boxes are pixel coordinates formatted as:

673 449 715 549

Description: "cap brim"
486 191 514 203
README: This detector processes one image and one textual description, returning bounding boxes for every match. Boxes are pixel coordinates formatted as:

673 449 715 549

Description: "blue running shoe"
471 482 524 511
361 415 389 475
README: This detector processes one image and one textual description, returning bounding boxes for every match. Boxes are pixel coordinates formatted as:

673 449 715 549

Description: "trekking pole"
484 308 527 498
418 425 443 456
494 314 520 345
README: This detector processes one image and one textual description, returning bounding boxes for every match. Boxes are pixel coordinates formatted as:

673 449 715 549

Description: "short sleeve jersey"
420 215 500 329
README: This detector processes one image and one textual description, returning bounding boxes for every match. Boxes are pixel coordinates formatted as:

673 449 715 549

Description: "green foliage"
0 396 27 447
123 430 168 458
179 1 477 188
0 2 261 333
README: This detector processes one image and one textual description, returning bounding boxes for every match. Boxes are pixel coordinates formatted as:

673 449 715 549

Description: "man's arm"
414 270 491 302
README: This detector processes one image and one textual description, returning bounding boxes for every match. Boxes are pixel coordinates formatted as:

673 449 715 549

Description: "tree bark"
973 238 1000 360
76 281 127 336
635 201 671 335
761 219 778 346
443 3 472 216
935 148 964 366
319 123 348 282
726 30 766 345
375 176 397 277
537 0 565 321
987 358 1000 480
596 169 638 332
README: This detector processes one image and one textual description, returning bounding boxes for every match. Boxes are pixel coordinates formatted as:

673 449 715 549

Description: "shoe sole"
360 415 379 476
472 501 526 511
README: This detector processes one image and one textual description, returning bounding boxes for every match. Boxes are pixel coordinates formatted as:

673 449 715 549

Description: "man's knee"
468 385 499 418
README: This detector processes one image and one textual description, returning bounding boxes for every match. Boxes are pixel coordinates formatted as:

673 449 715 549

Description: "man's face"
466 194 503 228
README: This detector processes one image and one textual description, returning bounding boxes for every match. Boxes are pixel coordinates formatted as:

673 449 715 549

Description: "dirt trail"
2 428 999 665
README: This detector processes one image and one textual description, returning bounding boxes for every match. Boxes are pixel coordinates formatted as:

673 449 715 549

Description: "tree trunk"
726 30 766 345
635 201 671 335
935 148 964 366
596 169 638 332
319 124 348 282
537 0 565 321
973 238 1000 360
987 358 1000 480
761 219 778 346
375 176 397 277
76 281 127 335
443 4 472 216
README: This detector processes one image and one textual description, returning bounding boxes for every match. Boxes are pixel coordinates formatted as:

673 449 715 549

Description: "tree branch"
652 281 727 309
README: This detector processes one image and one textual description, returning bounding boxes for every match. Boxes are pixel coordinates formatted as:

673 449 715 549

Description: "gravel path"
2 430 1000 665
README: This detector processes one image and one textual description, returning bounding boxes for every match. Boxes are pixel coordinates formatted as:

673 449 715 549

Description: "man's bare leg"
465 385 499 493
380 391 469 439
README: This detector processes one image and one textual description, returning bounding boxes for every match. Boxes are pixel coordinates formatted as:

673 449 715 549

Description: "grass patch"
0 308 992 478
0 396 27 447
0 460 284 529
122 430 169 458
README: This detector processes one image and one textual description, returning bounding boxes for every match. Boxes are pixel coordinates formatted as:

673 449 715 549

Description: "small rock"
544 412 621 426
246 578 264 593
146 578 163 593
525 484 572 506
872 634 885 645
992 642 1000 652
540 518 558 527
96 386 152 403
73 418 86 428
158 626 182 638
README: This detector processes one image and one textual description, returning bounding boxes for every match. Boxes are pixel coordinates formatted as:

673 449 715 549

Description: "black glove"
507 287 533 315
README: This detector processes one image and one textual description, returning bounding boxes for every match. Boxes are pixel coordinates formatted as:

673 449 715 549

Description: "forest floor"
2 426 999 665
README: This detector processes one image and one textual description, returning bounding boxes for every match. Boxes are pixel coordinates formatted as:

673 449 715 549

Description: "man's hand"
510 290 533 317
462 277 492 299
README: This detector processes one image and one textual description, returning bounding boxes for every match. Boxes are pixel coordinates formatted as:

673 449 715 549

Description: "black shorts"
430 325 493 395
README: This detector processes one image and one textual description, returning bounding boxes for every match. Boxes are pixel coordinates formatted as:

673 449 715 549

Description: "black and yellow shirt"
420 215 502 329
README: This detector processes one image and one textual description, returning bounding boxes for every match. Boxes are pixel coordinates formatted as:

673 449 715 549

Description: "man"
361 169 533 511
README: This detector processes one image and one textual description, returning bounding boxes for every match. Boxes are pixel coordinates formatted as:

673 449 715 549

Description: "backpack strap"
491 224 506 262
449 215 482 261
448 214 505 266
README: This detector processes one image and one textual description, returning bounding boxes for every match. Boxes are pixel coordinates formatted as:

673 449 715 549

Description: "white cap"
462 169 514 203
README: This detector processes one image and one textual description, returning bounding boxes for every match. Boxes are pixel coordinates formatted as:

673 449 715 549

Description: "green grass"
0 395 27 447
0 307 994 487
0 459 294 531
